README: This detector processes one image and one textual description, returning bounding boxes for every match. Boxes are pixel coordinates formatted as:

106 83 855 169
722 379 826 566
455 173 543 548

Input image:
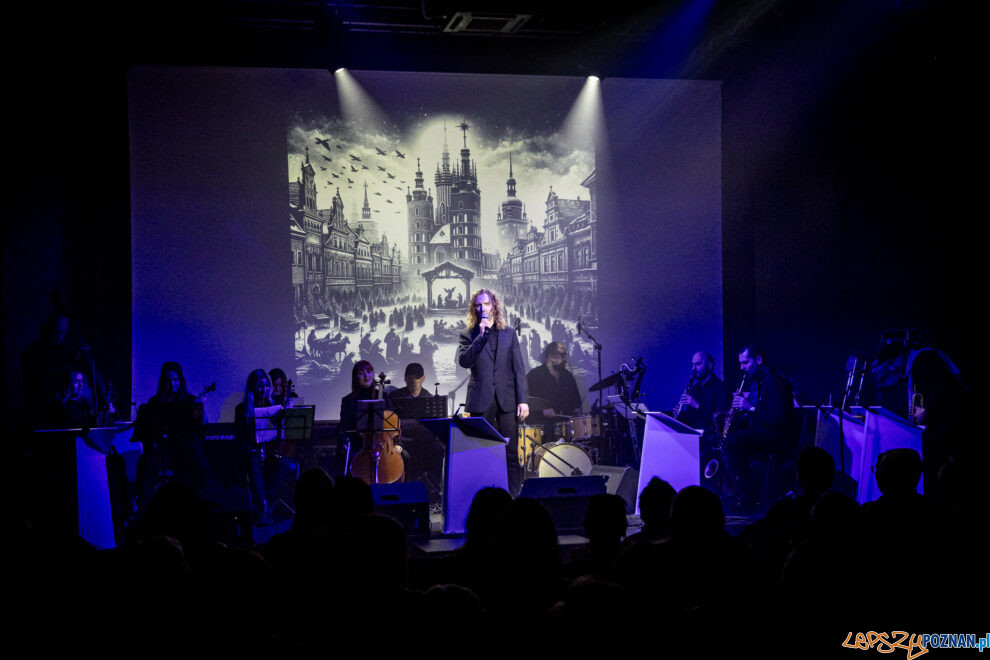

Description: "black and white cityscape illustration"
288 113 599 414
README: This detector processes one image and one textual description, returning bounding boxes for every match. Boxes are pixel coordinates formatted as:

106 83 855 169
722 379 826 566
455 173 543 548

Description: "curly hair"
465 288 507 331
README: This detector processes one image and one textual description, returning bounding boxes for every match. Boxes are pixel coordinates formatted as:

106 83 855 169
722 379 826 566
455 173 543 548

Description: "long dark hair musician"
153 361 192 403
236 368 291 525
134 361 209 510
338 360 377 476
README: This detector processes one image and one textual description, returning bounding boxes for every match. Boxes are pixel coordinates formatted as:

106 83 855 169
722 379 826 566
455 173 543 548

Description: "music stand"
346 399 386 476
355 399 386 433
392 395 447 422
280 405 315 446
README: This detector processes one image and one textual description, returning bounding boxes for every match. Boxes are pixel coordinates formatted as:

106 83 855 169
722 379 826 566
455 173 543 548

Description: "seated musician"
338 360 377 476
269 367 298 406
338 360 412 479
54 368 96 429
236 368 297 525
388 363 444 499
135 362 210 509
526 341 583 440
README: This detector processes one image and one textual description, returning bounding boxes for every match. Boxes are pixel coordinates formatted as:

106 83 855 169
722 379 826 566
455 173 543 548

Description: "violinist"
269 368 298 406
54 368 96 429
236 368 297 525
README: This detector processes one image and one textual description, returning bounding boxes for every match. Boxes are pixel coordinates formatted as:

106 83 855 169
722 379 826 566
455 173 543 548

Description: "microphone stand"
577 316 615 462
576 318 603 431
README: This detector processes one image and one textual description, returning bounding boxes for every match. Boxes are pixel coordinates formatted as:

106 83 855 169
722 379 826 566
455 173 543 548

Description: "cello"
349 372 405 484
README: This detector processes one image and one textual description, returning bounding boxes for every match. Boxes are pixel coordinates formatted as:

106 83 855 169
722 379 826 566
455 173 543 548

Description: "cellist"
338 360 409 482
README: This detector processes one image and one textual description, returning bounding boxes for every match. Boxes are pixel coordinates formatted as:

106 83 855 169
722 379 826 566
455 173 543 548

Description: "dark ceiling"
24 0 961 84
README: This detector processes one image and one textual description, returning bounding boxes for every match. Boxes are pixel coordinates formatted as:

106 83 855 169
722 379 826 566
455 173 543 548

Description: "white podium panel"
421 417 509 535
814 408 867 496
636 412 703 514
35 424 135 549
855 406 924 503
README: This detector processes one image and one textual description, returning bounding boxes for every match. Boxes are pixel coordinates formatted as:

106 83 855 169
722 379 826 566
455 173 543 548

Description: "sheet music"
253 404 283 443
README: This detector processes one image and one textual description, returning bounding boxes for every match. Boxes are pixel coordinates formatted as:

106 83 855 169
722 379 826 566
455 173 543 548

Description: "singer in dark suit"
457 288 529 495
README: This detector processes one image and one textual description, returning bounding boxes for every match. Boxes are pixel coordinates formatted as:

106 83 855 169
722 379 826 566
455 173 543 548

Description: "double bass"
350 372 405 484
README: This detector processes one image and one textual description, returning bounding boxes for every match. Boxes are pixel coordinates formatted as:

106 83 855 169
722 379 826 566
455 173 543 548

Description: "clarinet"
672 373 697 418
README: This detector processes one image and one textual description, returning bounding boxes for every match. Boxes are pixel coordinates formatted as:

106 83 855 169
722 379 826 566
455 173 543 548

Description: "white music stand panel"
636 412 703 514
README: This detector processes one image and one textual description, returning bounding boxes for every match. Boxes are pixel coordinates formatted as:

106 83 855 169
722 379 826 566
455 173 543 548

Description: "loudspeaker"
590 465 639 514
203 486 254 547
371 482 431 538
519 475 606 533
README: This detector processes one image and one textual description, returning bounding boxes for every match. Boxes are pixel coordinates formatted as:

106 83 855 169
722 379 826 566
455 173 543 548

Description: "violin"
349 372 405 484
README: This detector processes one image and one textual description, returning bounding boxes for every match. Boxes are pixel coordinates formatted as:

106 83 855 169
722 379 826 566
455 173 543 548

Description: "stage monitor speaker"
202 486 254 547
519 475 607 533
371 482 431 538
590 465 639 514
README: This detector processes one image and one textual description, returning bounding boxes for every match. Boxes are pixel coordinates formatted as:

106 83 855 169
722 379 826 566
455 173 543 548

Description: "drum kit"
518 394 604 478
519 358 647 479
517 415 600 478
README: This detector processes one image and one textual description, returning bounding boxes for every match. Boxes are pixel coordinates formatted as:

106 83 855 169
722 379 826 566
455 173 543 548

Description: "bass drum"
533 442 593 478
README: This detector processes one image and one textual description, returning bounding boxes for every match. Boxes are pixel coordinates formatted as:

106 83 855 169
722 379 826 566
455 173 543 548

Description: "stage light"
561 74 605 153
334 68 387 130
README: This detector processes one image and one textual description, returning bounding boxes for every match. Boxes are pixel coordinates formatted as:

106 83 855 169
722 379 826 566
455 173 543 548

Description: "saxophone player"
723 344 797 509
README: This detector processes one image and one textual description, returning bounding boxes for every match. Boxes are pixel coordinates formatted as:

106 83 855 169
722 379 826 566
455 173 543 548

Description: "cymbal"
588 372 624 392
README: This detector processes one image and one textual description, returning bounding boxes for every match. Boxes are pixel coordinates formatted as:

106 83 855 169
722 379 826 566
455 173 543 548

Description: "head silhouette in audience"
464 487 512 552
636 477 676 541
670 485 725 540
873 448 922 497
796 446 835 499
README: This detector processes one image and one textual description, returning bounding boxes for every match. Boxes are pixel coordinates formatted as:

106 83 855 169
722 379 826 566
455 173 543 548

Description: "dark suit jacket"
457 326 528 414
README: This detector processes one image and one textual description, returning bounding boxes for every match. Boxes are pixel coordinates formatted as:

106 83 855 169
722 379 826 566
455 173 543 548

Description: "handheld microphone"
481 311 491 337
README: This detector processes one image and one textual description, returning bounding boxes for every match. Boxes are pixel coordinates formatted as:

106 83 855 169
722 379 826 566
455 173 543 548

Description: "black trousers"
724 426 790 500
475 399 521 497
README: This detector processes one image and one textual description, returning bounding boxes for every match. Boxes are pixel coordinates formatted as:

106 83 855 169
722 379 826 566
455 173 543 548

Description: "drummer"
527 341 583 440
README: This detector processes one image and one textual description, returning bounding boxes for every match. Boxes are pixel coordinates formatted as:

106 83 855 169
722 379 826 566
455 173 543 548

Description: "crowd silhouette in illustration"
298 285 599 401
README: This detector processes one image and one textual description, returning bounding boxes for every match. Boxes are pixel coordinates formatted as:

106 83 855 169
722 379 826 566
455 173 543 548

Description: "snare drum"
533 441 593 478
517 425 544 468
569 415 600 440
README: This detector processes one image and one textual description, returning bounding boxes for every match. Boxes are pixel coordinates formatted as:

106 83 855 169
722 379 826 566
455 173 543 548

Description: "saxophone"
704 375 748 480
